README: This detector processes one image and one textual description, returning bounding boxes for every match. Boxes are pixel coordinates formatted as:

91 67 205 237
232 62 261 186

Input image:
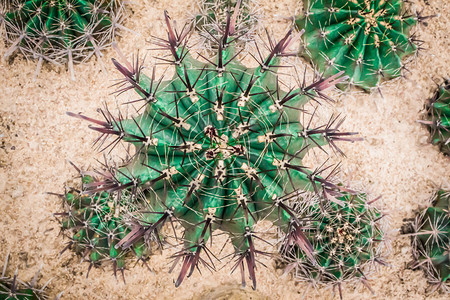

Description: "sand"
0 0 449 299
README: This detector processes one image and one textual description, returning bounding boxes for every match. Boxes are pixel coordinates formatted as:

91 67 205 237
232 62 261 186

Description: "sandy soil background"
0 0 449 299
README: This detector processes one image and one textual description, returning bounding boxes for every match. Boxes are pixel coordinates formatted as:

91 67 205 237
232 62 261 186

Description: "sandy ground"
0 0 449 299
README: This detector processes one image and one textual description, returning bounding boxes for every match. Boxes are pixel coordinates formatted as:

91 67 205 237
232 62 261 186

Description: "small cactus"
65 11 360 288
55 171 155 280
1 0 125 79
295 0 423 91
407 190 449 293
281 191 387 297
419 80 450 155
192 0 260 50
0 253 60 300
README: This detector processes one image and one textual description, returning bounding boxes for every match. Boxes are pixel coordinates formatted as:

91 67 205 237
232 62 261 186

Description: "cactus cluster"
281 191 386 297
192 0 260 50
1 0 125 79
55 171 155 280
296 0 421 91
64 11 361 288
0 253 59 300
407 190 449 293
420 80 450 155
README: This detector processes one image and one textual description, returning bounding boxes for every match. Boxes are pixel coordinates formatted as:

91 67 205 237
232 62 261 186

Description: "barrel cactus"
0 253 60 300
280 191 387 297
192 0 260 50
1 0 125 79
66 11 360 288
407 190 449 293
419 80 450 156
296 0 422 91
54 169 155 281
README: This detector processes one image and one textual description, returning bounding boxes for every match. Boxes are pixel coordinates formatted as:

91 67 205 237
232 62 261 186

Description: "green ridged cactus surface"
281 191 386 295
193 0 260 49
1 0 125 78
296 0 419 91
409 190 449 292
66 11 359 288
423 81 450 155
56 174 154 279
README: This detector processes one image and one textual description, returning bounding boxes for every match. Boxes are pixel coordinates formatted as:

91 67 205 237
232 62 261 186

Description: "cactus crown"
409 190 449 293
421 81 450 155
296 0 421 91
281 191 386 297
65 11 359 288
1 0 125 79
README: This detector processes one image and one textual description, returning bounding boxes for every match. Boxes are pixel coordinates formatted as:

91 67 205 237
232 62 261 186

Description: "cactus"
65 11 360 288
193 0 260 50
0 253 61 300
419 81 450 156
1 0 125 79
281 191 387 297
407 190 449 293
296 0 422 91
55 170 155 281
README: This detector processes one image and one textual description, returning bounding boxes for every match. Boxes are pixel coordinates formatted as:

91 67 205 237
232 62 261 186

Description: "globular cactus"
66 11 360 288
407 190 449 293
1 0 125 79
54 171 155 281
192 0 260 50
296 0 423 91
419 80 450 155
0 253 61 300
281 191 387 298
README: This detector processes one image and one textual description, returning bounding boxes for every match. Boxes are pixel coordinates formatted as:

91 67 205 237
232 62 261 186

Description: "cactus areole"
296 0 421 91
67 11 359 288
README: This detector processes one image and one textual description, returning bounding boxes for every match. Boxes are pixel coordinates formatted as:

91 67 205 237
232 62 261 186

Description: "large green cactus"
281 191 386 296
421 81 450 155
1 0 125 79
296 0 420 91
409 190 449 293
66 11 359 288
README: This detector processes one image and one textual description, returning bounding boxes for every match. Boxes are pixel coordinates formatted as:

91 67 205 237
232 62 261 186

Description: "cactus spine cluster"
281 191 386 296
64 11 360 288
420 81 450 155
296 0 420 91
56 172 154 280
408 190 449 293
0 253 59 300
193 0 260 49
1 0 125 79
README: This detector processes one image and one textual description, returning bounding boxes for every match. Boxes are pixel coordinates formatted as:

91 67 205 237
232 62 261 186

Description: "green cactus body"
410 190 449 291
282 192 386 291
424 81 450 155
59 175 152 278
296 0 418 91
67 12 358 288
2 0 124 78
